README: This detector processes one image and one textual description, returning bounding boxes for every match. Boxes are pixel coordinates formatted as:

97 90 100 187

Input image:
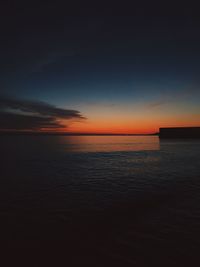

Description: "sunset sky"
1 1 200 134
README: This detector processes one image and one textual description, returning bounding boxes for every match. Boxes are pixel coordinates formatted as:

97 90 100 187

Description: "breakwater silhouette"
159 127 200 139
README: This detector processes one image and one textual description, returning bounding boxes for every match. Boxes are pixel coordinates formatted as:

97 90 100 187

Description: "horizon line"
0 131 159 136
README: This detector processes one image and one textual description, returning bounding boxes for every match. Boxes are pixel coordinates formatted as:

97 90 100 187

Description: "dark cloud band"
0 96 85 131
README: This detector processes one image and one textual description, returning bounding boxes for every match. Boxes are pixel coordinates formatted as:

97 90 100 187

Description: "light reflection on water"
1 135 200 265
58 135 160 152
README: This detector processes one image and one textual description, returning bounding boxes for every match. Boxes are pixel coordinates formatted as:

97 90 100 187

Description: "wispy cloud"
146 85 200 110
147 100 167 109
0 96 85 131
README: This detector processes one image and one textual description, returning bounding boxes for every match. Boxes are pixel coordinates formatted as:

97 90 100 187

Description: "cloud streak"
146 85 200 110
0 96 85 131
147 100 167 109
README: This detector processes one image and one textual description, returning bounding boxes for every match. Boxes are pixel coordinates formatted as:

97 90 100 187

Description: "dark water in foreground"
1 136 200 266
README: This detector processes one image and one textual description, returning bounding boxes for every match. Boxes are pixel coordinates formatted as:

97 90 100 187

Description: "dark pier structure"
159 127 200 139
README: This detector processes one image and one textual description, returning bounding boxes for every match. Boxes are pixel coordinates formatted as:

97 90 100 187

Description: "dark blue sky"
1 1 200 132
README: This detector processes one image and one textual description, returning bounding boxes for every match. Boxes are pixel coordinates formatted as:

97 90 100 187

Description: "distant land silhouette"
159 127 200 139
0 131 158 136
1 128 200 138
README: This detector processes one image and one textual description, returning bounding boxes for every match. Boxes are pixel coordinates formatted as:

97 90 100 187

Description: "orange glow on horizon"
50 113 200 134
2 112 199 134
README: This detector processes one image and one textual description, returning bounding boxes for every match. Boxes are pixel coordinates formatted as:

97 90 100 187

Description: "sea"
1 135 200 266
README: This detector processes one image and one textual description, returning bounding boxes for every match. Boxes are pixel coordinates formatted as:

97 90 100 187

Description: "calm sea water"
1 135 200 266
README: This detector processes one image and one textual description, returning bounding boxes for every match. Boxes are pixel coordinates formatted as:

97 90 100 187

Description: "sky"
0 1 200 134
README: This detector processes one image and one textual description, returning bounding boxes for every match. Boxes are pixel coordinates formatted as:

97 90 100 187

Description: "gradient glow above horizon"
1 2 200 134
